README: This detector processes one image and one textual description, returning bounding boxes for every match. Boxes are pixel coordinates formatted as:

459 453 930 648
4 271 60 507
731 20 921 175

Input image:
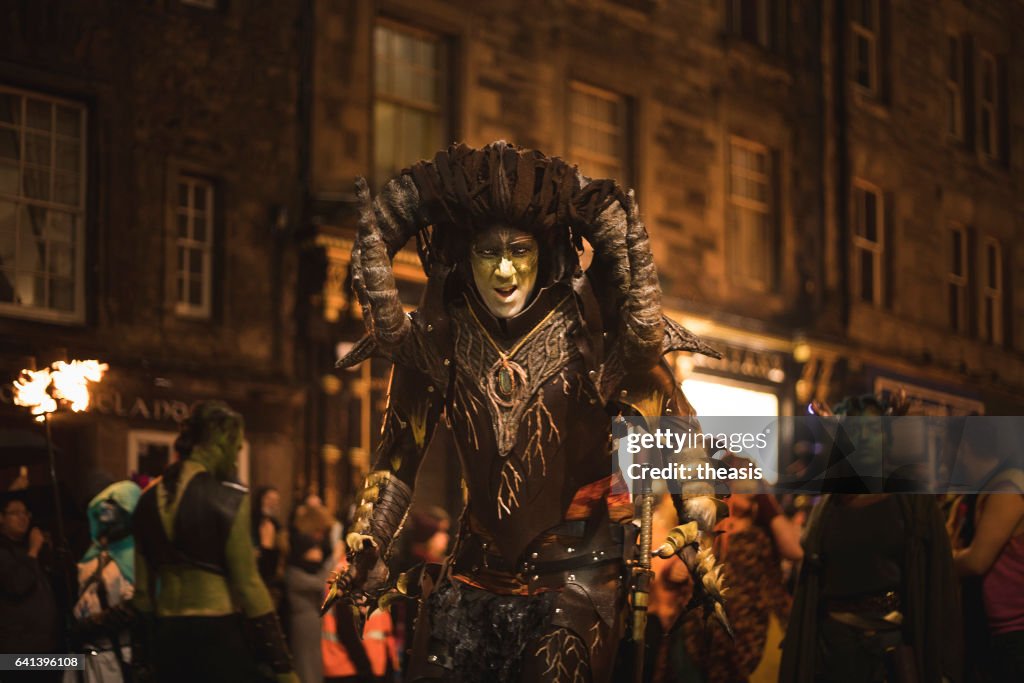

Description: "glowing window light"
681 377 780 482
682 378 779 417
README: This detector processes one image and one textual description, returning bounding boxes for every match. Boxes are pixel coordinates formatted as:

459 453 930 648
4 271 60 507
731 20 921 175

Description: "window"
726 138 775 291
174 175 214 318
128 429 250 484
851 0 880 94
979 238 1002 344
946 35 964 139
127 430 178 480
852 181 884 306
727 0 775 49
947 224 969 333
0 86 86 323
978 52 999 160
568 82 629 181
373 22 448 186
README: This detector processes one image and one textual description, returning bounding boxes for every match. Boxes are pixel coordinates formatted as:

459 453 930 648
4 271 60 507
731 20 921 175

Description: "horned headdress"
344 141 717 392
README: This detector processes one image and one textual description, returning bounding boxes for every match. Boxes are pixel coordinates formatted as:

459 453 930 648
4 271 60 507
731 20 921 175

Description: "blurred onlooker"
285 498 336 683
321 556 400 683
63 480 141 683
682 454 801 683
645 495 701 683
953 464 1024 681
405 506 451 566
0 494 60 678
253 486 286 610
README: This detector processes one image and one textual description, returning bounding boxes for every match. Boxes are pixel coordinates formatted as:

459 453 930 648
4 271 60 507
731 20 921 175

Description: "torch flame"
12 368 58 422
50 360 109 413
12 360 108 422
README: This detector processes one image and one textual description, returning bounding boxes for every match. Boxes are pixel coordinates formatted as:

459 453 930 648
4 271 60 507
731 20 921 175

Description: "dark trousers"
155 614 266 683
816 617 905 683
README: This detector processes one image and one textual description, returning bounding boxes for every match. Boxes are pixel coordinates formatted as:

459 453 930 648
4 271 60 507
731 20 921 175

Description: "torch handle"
43 413 67 550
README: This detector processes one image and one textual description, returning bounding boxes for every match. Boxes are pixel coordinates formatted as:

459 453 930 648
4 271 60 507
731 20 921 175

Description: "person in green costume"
131 401 299 683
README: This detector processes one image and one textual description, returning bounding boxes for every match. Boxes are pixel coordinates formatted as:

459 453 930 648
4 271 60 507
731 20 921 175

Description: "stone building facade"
815 0 1024 416
0 0 307 517
305 0 1024 505
2 0 1021 517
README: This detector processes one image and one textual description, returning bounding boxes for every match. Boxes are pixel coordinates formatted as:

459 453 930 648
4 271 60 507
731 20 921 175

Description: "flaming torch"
11 368 58 421
11 359 109 557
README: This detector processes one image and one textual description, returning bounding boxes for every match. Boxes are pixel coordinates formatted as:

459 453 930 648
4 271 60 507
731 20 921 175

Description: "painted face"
470 225 539 318
225 421 244 473
207 415 244 480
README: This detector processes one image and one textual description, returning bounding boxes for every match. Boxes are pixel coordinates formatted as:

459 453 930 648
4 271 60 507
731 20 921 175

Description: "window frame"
946 34 964 140
850 0 881 96
0 85 88 324
978 236 1003 344
978 51 999 160
372 19 450 188
172 174 215 319
127 428 250 484
946 223 969 334
127 429 178 480
727 0 775 50
726 136 776 292
567 80 631 184
851 179 885 307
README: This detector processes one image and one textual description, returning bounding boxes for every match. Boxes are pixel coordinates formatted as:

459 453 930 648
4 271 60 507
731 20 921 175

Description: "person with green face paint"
131 401 298 683
324 141 727 683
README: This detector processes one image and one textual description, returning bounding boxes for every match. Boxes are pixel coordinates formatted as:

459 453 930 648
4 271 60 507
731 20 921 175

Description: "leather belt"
825 590 901 615
454 523 631 578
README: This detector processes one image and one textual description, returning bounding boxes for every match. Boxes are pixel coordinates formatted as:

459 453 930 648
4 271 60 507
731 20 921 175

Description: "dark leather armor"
347 273 711 683
134 464 247 576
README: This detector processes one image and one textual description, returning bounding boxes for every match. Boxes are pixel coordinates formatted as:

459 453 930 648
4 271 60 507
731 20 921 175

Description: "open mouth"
494 286 517 300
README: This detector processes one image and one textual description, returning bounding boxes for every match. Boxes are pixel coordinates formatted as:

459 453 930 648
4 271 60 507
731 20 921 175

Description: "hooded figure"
64 480 141 683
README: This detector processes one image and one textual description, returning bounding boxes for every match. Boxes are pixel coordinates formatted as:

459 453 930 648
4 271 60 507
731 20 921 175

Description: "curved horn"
619 189 664 366
350 175 427 347
575 178 664 369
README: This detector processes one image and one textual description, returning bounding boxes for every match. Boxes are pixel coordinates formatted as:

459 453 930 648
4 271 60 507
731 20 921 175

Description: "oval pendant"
486 358 526 410
497 366 514 397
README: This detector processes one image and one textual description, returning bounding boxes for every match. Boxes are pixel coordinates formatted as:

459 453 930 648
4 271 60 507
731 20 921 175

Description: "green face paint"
470 225 539 319
188 402 245 481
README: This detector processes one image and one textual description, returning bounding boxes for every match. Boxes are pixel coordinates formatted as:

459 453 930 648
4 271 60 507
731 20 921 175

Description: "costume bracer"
325 142 726 683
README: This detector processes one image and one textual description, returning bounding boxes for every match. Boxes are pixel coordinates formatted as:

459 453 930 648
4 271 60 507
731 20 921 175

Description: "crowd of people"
1 394 1022 683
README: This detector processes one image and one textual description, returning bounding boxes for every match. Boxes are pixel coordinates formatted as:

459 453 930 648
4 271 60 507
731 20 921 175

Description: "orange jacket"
321 567 399 678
